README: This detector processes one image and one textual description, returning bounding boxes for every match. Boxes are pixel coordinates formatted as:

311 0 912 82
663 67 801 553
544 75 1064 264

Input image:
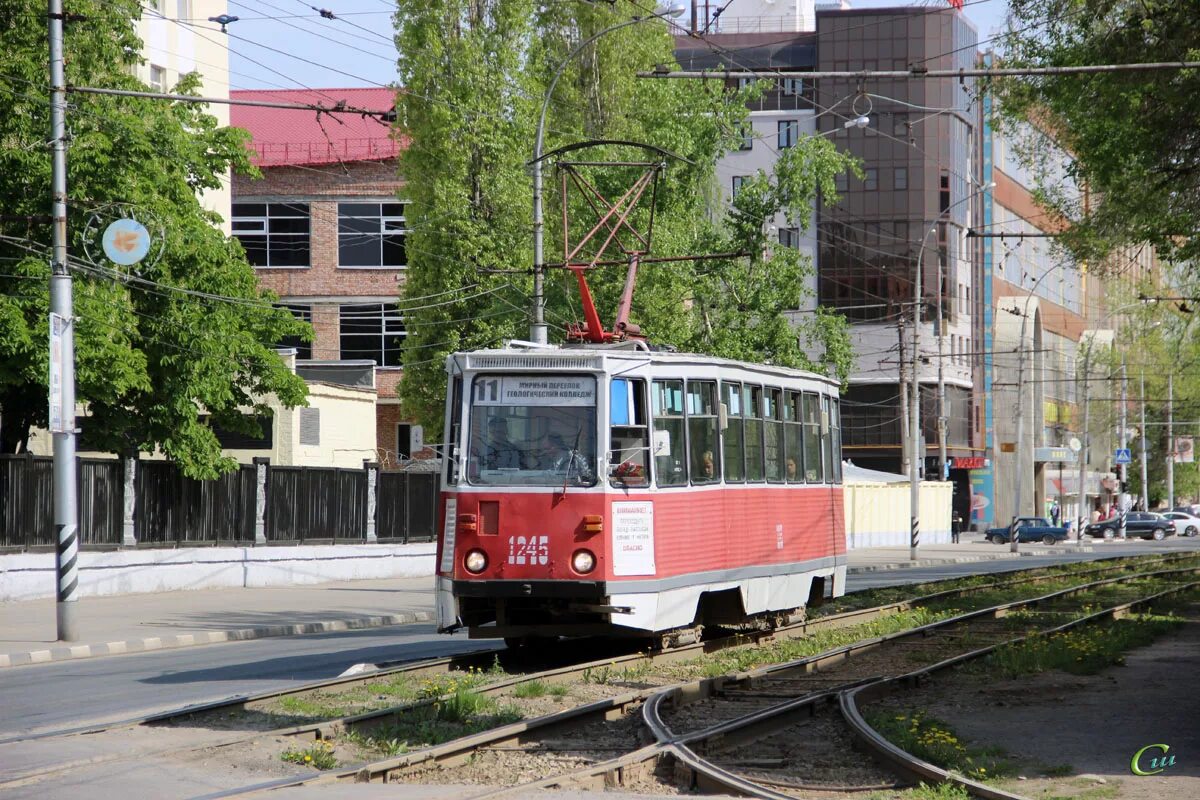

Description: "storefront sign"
952 457 987 470
1035 446 1076 463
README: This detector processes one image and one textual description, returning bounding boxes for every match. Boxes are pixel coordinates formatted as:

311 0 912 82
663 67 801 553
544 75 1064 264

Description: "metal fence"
0 455 439 550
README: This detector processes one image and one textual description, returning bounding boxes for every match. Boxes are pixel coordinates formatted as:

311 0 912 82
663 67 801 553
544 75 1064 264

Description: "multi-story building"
678 4 985 529
137 1 232 225
230 88 425 465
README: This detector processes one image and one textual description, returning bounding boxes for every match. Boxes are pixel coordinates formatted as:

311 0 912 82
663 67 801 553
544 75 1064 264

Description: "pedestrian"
1050 500 1060 527
951 512 962 544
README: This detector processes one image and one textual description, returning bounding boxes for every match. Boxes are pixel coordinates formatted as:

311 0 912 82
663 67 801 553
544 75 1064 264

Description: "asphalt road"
3 538 1198 738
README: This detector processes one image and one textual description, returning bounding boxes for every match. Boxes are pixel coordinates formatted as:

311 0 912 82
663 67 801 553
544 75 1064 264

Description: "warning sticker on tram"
612 501 656 576
474 376 595 406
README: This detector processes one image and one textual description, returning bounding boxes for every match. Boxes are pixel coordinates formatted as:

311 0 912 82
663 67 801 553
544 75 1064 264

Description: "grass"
281 740 338 770
868 711 1014 781
866 781 971 800
983 612 1184 677
339 688 523 758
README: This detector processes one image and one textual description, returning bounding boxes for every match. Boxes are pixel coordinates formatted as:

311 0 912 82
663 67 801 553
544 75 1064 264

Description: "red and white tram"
434 343 847 645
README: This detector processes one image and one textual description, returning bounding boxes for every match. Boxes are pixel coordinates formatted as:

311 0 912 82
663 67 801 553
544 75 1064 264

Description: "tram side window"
610 378 649 486
687 381 720 483
784 391 803 483
721 382 745 482
764 388 785 482
830 396 843 483
652 379 687 487
744 385 765 481
803 392 824 482
446 376 462 485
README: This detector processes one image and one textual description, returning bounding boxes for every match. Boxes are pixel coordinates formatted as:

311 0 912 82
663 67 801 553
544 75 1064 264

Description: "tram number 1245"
508 535 550 566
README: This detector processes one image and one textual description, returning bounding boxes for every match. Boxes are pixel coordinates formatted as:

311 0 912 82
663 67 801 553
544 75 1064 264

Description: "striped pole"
50 0 80 640
911 514 920 554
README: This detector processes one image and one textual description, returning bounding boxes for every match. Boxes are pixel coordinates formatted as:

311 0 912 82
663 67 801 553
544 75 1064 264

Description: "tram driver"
536 431 594 482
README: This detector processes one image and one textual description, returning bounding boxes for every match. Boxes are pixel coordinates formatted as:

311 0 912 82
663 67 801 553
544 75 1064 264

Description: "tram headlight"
464 549 488 574
572 549 596 574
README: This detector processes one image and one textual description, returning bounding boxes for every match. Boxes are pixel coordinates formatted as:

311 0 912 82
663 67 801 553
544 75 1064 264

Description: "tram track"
4 553 1196 797
188 560 1200 798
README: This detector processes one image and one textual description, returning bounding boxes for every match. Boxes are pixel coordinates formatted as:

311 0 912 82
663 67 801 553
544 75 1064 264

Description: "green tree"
395 1 858 435
995 1 1200 265
0 0 307 476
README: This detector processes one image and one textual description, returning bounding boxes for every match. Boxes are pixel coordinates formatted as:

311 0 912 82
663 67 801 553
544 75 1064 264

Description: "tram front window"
467 374 597 486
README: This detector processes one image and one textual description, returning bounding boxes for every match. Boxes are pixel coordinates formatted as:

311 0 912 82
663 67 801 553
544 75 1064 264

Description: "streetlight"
529 3 686 345
908 180 993 560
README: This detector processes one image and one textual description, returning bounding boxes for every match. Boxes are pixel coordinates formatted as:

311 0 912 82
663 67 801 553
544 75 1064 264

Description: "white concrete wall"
0 543 436 602
136 1 231 229
715 0 816 32
843 479 953 548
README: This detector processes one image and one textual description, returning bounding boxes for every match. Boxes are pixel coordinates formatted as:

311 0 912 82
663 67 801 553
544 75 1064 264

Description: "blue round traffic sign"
101 218 151 266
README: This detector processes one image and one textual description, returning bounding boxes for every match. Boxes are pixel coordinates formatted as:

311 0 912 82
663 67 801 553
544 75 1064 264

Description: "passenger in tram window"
786 457 798 481
701 450 715 479
481 416 522 469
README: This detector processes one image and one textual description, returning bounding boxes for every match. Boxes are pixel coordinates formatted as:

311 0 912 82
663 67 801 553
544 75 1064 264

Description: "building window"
276 303 312 359
176 0 191 19
339 303 405 366
396 423 412 460
232 203 310 268
940 170 951 213
864 168 878 191
149 64 167 92
338 202 408 268
894 167 907 190
777 120 798 149
780 77 802 96
739 124 753 151
778 227 800 249
834 173 848 193
299 408 320 446
732 176 748 197
147 0 166 15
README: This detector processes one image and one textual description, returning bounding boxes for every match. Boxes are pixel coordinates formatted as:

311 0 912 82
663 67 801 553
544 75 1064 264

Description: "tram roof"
447 343 839 388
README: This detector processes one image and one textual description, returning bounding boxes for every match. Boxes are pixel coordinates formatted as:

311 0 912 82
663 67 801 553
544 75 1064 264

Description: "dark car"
1086 512 1176 541
985 517 1070 545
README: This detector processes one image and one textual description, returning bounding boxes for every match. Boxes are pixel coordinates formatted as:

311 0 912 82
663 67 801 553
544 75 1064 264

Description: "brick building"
231 89 425 465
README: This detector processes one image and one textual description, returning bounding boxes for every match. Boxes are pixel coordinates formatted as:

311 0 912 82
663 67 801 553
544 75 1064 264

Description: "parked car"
1086 511 1176 541
985 517 1070 545
1162 511 1200 537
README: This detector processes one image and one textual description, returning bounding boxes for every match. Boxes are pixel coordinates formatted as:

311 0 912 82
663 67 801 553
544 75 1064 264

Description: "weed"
547 683 569 698
985 613 1183 677
513 680 548 698
865 782 971 800
868 711 1013 781
281 740 338 770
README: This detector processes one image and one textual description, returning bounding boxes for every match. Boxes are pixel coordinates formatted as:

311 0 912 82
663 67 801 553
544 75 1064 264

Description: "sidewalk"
0 536 1080 669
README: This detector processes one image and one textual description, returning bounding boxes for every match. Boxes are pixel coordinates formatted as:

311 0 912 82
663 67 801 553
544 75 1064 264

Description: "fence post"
122 455 137 546
364 460 378 543
253 456 270 545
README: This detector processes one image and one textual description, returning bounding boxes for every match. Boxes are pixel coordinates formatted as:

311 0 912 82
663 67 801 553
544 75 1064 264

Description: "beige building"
136 1 232 227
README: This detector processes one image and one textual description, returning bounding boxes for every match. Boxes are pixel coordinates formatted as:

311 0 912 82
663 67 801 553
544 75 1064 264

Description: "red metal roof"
231 88 401 168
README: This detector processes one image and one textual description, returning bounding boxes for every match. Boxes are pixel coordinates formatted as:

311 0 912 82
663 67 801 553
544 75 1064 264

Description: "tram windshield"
466 374 597 487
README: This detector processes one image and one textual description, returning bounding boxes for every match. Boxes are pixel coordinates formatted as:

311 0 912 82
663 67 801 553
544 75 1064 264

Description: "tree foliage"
996 0 1200 265
0 0 307 476
395 1 859 435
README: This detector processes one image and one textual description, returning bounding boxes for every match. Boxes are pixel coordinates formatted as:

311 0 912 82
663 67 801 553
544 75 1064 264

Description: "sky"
226 0 1011 91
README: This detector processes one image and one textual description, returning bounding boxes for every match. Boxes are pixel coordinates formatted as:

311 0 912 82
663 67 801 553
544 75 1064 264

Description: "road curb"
0 611 433 669
846 546 1094 574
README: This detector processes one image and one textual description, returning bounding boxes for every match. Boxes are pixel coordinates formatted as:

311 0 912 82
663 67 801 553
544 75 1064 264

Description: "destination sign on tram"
473 376 596 406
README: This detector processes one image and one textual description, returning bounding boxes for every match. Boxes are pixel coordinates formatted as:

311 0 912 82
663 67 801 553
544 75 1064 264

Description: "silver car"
1162 511 1200 537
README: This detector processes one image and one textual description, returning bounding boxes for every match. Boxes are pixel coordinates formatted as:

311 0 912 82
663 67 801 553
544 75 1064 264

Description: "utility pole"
1009 307 1029 553
1140 370 1149 512
1075 342 1090 541
49 0 80 641
1167 373 1175 509
909 300 921 561
899 317 909 477
936 254 947 482
1119 359 1127 539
